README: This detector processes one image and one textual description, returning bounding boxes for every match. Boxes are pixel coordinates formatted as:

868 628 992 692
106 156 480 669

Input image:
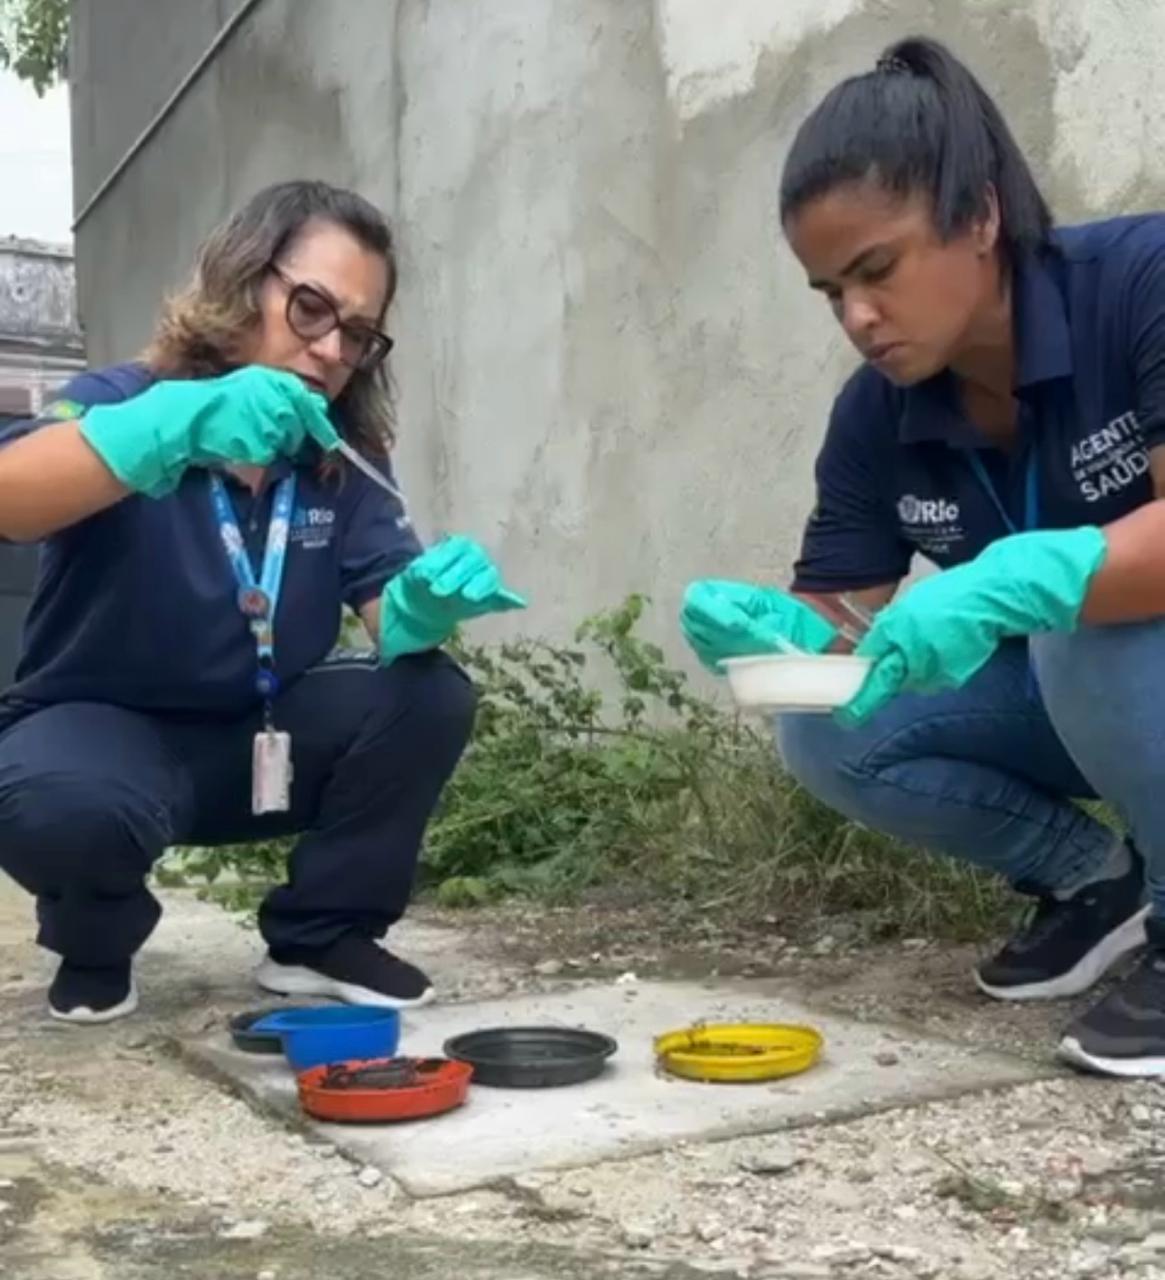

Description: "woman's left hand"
379 536 526 663
839 527 1108 727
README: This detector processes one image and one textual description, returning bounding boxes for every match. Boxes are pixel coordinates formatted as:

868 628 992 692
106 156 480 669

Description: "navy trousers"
0 651 475 965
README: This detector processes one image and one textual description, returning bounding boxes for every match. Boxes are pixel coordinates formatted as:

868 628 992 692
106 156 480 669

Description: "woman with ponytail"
682 38 1165 1076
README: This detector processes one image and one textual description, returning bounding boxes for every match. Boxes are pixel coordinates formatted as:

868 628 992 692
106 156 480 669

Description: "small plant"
422 594 767 904
934 1154 1072 1224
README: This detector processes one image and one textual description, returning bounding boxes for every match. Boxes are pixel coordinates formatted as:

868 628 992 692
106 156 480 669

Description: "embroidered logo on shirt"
1070 410 1149 503
897 494 965 557
290 505 337 549
897 495 960 525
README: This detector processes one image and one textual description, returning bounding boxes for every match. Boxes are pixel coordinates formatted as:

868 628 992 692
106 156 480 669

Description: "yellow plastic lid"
653 1021 823 1082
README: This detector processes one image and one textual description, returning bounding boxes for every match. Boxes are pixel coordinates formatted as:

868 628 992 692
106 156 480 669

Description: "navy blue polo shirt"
0 363 422 716
793 215 1165 592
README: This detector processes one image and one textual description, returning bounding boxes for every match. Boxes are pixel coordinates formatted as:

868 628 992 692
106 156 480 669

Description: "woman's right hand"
78 366 340 497
680 578 839 672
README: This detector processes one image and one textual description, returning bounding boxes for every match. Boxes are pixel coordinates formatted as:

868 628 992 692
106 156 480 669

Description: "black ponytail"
780 36 1052 265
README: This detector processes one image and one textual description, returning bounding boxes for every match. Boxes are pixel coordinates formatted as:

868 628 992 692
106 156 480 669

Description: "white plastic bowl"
722 653 872 714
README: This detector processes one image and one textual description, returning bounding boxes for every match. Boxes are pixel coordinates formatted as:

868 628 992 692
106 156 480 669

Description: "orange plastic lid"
297 1056 472 1123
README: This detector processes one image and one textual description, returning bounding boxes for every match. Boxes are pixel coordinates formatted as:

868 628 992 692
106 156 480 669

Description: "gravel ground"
6 1051 1165 1279
4 883 1165 1279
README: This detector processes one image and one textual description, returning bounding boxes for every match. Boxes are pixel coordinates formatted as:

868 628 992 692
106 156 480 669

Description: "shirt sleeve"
1124 227 1165 451
339 454 424 609
791 374 914 593
0 367 142 448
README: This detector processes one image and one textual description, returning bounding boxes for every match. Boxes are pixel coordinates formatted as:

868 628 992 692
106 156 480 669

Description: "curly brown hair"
143 180 397 460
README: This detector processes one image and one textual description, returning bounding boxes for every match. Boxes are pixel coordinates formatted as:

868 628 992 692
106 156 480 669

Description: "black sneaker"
975 842 1148 1001
1059 931 1165 1077
255 934 434 1009
48 960 138 1024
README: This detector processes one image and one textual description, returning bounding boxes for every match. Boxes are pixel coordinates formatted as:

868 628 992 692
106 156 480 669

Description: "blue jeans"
777 623 1165 919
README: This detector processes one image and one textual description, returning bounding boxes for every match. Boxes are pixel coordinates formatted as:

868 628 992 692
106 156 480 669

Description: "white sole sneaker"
974 905 1151 1002
254 958 435 1010
1057 1035 1165 1078
48 978 140 1025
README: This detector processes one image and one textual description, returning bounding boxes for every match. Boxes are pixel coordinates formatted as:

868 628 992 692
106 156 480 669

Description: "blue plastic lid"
251 1005 400 1034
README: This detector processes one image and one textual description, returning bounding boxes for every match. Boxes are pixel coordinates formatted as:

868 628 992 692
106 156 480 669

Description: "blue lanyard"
209 473 297 708
966 450 1039 535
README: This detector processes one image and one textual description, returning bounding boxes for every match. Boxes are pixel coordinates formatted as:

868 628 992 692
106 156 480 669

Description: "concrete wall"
70 0 399 362
68 0 1165 663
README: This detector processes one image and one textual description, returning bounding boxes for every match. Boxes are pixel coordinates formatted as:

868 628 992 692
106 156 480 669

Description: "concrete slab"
185 978 1054 1197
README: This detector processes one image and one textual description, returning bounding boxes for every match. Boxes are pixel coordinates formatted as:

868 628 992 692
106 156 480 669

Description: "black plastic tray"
443 1025 617 1088
229 1005 317 1054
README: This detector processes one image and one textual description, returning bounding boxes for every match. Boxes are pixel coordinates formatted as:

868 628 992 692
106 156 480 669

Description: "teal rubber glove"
680 578 838 673
78 366 340 497
840 527 1108 727
380 535 527 663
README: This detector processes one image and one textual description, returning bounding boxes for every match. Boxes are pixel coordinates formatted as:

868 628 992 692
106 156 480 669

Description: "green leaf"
0 0 69 96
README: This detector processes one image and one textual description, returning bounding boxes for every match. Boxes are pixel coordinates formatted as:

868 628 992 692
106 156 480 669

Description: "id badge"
252 730 292 814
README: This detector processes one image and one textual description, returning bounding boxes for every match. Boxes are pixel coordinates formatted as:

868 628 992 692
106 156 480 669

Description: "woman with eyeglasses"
0 180 523 1023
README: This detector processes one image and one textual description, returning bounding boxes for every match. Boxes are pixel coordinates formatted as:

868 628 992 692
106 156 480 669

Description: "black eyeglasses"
268 264 394 372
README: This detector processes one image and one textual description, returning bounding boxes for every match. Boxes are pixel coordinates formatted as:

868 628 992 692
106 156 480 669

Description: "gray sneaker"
1059 934 1165 1078
975 841 1148 1001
